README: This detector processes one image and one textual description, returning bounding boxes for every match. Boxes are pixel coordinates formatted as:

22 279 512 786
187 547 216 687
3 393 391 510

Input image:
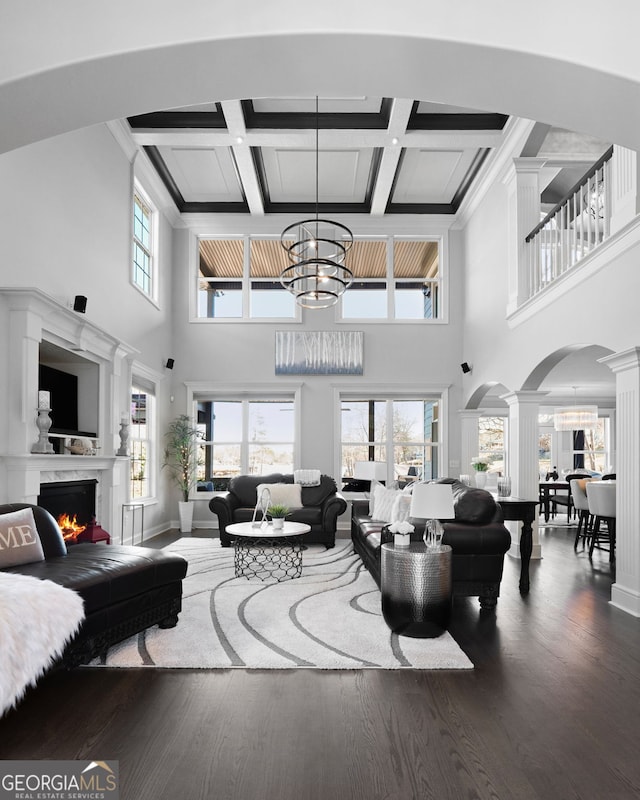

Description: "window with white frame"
133 189 155 297
196 236 441 321
197 238 296 319
341 396 441 483
537 414 610 476
130 386 155 499
340 239 441 321
478 416 506 475
195 396 296 488
572 418 609 473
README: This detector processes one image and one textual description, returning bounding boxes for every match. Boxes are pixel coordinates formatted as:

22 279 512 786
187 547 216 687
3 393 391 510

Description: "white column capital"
599 346 640 374
511 156 548 176
500 390 549 407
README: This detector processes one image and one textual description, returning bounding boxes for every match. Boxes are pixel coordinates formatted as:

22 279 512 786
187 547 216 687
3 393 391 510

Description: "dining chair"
585 481 616 563
570 478 594 550
549 473 585 523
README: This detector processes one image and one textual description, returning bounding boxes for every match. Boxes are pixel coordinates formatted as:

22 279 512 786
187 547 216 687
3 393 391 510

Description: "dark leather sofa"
351 479 512 608
0 503 188 666
210 473 347 548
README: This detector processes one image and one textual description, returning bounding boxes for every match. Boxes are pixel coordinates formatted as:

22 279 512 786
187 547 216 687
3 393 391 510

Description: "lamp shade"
410 483 455 520
353 461 387 482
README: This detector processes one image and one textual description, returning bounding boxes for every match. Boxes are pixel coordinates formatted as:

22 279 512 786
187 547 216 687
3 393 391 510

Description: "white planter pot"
178 501 194 533
272 517 284 531
474 471 487 489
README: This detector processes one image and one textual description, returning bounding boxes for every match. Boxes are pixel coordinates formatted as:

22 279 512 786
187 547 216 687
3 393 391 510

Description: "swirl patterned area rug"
90 539 473 670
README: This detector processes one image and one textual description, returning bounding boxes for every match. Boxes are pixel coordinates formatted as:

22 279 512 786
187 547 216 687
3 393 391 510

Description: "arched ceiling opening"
523 345 615 404
2 4 640 155
466 382 512 410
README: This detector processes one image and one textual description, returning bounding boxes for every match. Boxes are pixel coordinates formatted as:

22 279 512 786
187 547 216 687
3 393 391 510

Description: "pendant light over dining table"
280 97 354 309
554 387 598 431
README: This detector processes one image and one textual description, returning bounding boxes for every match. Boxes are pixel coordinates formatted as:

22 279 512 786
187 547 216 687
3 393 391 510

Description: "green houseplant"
267 503 290 530
163 415 200 532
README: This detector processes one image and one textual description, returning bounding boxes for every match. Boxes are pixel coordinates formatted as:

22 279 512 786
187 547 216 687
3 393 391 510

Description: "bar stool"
585 481 616 563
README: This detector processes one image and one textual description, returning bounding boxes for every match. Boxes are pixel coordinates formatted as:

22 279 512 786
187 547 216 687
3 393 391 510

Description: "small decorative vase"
272 517 284 531
474 470 487 489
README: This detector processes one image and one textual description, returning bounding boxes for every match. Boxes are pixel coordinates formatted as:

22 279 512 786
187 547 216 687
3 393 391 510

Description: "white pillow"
371 485 402 523
256 482 302 509
0 507 45 567
390 493 412 523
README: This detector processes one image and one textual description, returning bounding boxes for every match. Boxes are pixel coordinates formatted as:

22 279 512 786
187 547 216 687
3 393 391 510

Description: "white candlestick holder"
31 407 55 453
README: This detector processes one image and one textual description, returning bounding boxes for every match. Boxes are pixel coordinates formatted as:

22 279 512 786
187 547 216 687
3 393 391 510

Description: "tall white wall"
462 173 640 403
0 124 175 534
169 225 465 525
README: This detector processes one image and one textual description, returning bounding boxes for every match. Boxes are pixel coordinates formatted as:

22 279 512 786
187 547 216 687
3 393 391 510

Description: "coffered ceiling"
127 96 510 216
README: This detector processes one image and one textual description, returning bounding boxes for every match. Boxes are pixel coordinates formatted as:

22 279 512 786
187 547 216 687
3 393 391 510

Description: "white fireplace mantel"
0 288 139 540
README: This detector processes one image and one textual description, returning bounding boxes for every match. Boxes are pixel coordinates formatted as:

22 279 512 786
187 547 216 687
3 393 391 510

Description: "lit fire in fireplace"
58 513 87 543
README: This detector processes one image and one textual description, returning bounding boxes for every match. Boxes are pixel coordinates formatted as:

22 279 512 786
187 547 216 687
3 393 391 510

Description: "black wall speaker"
460 362 471 374
166 358 175 370
73 295 87 313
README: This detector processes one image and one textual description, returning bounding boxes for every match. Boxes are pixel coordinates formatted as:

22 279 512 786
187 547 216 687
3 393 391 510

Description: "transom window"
133 192 154 296
341 397 441 483
197 238 296 319
196 236 442 321
195 397 296 489
340 239 441 320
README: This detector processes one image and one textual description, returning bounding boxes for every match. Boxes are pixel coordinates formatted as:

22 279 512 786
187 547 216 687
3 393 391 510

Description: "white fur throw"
256 482 303 509
0 573 84 716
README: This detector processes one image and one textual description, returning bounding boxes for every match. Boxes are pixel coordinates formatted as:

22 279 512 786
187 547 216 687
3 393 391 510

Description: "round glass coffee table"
226 521 311 582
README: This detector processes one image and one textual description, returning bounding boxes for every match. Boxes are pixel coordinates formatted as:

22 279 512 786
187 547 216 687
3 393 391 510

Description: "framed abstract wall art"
275 331 363 375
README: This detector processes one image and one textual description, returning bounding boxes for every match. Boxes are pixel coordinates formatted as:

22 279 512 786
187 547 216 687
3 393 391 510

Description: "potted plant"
471 457 489 489
267 504 290 530
163 415 200 533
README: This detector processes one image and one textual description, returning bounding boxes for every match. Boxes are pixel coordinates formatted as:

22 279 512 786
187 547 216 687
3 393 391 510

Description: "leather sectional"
351 479 512 608
0 503 187 666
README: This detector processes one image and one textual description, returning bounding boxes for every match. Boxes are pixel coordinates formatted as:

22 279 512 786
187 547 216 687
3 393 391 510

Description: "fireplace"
38 479 104 543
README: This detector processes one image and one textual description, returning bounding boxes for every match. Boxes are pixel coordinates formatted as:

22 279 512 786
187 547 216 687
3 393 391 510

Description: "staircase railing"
524 146 613 299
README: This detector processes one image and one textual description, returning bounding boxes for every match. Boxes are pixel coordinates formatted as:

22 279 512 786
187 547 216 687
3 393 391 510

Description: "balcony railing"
524 146 614 299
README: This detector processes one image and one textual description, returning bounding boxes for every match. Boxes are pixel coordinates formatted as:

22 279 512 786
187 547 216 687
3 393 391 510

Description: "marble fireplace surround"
0 288 137 539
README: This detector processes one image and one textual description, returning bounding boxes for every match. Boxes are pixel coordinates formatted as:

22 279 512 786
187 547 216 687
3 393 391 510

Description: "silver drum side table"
381 543 452 638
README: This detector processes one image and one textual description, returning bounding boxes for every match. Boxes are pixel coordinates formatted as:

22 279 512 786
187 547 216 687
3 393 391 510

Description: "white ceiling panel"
415 100 491 115
127 96 576 214
264 148 372 203
392 149 477 204
252 97 382 114
159 146 243 202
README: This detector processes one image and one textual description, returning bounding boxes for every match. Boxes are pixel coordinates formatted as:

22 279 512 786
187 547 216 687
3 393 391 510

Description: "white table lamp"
410 483 455 548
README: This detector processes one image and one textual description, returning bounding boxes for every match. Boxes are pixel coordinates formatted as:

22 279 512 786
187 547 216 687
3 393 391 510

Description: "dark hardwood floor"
2 524 640 800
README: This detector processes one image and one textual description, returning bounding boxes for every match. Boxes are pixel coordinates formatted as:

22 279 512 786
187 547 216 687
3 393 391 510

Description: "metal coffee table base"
381 543 452 638
234 535 305 582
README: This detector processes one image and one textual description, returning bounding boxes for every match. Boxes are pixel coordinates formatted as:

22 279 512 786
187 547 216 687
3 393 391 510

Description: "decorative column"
609 146 638 235
501 391 548 560
599 348 640 616
503 158 547 315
